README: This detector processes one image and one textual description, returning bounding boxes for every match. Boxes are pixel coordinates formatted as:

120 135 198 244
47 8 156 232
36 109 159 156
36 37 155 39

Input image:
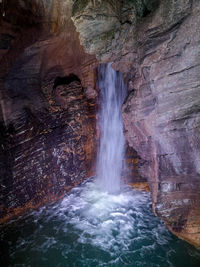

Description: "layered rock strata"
0 0 97 222
0 78 96 223
72 0 200 246
122 143 147 188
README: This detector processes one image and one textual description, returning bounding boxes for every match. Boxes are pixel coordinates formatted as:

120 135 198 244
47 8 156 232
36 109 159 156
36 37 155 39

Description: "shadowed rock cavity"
53 74 81 89
72 0 200 247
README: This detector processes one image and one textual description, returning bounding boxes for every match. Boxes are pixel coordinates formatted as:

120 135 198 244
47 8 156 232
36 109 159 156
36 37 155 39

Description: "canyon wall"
72 0 200 246
0 0 97 222
1 0 199 248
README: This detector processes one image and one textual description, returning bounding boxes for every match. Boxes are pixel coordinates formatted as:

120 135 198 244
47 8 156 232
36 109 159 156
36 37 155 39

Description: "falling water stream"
1 64 200 266
96 63 126 193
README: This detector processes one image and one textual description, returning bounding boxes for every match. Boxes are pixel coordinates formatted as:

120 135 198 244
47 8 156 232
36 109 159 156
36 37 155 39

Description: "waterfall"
4 63 200 266
96 63 126 193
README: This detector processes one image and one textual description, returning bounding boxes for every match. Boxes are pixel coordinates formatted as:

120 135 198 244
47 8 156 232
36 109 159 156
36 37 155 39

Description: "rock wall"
123 0 200 247
0 80 96 223
1 0 199 248
0 0 97 222
72 0 200 246
122 143 150 191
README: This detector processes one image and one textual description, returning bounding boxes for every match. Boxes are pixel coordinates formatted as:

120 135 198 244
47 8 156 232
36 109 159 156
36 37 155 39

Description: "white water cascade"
96 63 126 193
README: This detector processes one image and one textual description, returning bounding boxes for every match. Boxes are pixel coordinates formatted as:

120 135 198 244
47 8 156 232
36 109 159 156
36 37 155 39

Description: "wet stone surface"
0 80 96 222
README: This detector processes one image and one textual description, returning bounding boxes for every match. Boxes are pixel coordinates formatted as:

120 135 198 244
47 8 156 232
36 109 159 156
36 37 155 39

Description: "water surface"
1 180 200 267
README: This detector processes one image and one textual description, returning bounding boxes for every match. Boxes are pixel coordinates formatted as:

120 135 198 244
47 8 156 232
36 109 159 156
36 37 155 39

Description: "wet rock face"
122 0 200 247
73 0 200 246
72 0 159 61
72 0 119 54
0 0 97 222
0 77 96 223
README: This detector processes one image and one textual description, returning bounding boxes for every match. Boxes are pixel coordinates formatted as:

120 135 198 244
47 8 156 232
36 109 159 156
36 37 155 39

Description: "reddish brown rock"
0 77 97 223
122 143 147 186
0 0 97 222
129 182 150 192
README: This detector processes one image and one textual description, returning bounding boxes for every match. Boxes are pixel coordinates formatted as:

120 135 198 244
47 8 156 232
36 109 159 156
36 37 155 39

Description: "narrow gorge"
0 0 200 266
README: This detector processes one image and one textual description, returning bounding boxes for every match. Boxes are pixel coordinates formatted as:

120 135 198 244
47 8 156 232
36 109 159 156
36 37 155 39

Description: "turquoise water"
1 180 200 267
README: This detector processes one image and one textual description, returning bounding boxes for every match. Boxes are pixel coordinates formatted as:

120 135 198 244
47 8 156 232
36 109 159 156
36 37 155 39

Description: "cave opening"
53 74 81 89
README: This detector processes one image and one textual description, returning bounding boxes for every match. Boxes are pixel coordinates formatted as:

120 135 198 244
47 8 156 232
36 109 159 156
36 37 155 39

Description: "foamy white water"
0 181 200 267
60 181 150 253
96 63 126 193
3 180 200 266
